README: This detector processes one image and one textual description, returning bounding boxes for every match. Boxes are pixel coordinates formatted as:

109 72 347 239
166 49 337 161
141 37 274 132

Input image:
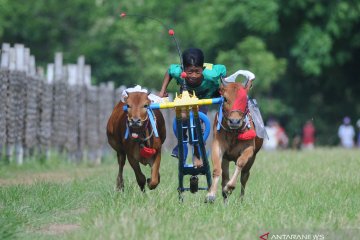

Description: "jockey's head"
182 48 204 88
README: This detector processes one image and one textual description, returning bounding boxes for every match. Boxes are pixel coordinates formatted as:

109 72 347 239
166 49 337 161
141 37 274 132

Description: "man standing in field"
302 120 315 150
338 116 355 148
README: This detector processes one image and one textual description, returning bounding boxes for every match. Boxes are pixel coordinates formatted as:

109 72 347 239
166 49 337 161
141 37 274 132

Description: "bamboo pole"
84 65 101 164
52 52 67 153
24 50 38 159
13 44 26 165
0 43 10 162
38 64 54 160
65 64 79 162
77 56 86 161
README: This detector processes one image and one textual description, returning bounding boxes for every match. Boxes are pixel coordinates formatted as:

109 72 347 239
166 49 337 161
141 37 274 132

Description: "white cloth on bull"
222 70 255 86
120 85 166 103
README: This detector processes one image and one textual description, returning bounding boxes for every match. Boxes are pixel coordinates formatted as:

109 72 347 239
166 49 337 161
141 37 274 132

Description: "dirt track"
0 168 105 186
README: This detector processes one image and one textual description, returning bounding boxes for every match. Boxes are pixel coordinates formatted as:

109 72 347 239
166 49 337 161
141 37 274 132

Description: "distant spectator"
263 119 288 150
275 121 289 149
338 116 355 148
302 120 315 150
263 119 278 150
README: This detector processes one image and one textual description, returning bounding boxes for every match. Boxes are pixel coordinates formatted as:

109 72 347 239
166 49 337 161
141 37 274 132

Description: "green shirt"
168 63 227 99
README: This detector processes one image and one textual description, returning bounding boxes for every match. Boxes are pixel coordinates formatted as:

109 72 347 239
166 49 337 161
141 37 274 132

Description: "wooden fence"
0 43 116 164
0 43 216 165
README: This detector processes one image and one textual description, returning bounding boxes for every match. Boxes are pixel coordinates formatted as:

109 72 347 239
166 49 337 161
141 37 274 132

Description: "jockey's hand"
159 91 169 98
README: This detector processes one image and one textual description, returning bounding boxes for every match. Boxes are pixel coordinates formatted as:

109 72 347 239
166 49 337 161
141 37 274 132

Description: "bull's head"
219 83 248 129
124 92 151 128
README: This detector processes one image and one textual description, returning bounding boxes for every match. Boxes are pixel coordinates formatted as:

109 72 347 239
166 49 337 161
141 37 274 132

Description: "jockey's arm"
159 71 172 97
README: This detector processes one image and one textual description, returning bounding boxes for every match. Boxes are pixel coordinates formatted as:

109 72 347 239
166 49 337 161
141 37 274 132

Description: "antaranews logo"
259 232 325 240
259 232 270 240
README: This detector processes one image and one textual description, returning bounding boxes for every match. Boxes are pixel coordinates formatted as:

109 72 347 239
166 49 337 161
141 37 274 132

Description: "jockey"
159 48 226 167
159 48 227 112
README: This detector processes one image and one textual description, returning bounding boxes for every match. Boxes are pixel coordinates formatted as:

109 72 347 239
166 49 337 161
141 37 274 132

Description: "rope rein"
126 109 156 146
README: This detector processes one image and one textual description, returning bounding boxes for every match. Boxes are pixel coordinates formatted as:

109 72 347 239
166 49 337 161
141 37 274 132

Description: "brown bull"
107 92 166 191
206 82 263 202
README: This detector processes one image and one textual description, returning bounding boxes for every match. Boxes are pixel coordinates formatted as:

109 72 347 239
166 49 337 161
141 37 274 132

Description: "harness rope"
124 108 159 158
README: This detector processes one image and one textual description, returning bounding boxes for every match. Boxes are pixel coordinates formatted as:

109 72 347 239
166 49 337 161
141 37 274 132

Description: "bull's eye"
126 104 131 108
144 104 149 108
223 97 228 103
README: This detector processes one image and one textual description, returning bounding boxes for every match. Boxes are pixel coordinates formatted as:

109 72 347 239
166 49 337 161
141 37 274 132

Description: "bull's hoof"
222 191 230 205
147 178 158 190
116 183 124 192
205 194 216 203
223 185 235 197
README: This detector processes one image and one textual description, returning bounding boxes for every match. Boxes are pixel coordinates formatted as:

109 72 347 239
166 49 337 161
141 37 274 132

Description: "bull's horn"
221 76 228 86
224 70 255 84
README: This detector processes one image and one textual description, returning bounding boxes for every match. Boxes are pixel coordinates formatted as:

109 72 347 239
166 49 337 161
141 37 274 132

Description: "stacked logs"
0 43 117 164
0 42 187 165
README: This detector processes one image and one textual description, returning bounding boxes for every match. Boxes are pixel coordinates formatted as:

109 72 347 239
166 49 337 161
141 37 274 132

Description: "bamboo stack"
77 56 86 161
24 50 39 156
84 66 101 164
65 64 79 161
5 45 25 164
1 42 196 164
98 82 115 157
37 64 54 158
51 53 68 152
0 44 10 160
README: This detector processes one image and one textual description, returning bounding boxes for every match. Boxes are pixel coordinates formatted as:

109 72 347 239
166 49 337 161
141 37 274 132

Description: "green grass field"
1 148 359 240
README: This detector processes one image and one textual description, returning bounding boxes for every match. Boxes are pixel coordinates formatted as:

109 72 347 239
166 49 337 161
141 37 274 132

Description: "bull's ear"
120 91 129 103
124 91 130 102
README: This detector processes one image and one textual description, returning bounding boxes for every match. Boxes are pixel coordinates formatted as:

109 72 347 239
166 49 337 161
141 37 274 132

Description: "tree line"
1 0 359 145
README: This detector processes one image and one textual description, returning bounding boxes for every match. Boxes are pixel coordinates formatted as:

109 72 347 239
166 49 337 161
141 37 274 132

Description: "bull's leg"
147 151 161 190
223 147 254 196
240 153 256 199
128 157 146 191
116 151 126 191
221 159 230 201
240 171 250 199
205 137 223 203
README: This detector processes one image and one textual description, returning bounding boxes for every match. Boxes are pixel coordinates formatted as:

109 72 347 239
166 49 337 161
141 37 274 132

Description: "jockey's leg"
193 146 203 168
192 106 208 168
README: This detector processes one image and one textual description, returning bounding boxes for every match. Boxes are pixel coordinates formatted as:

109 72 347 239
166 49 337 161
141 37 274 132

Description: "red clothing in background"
302 122 315 145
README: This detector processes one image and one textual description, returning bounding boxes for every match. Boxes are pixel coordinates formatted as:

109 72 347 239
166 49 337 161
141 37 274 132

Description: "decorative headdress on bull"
217 70 258 140
120 85 164 158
